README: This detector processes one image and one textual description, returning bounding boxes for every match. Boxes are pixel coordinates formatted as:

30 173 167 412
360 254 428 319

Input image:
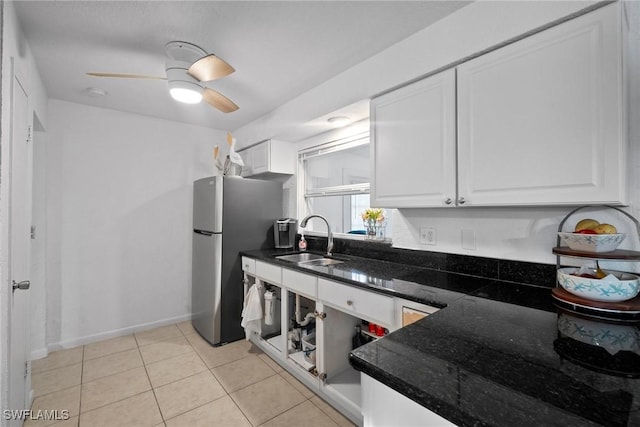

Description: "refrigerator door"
193 176 223 233
218 177 283 343
192 231 223 345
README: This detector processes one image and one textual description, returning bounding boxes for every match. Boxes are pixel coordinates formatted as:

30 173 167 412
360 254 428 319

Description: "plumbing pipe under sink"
295 294 315 326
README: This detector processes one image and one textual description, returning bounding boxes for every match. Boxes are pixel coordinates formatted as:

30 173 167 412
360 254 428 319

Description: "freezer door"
193 176 223 233
192 231 223 345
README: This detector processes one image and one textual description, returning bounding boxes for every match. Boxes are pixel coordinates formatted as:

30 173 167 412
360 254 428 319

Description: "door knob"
458 197 466 205
444 198 453 205
12 280 30 291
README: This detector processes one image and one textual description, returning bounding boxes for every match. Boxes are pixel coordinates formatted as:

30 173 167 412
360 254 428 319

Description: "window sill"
301 229 392 244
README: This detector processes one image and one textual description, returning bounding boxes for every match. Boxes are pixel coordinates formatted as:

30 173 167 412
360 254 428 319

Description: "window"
299 133 391 238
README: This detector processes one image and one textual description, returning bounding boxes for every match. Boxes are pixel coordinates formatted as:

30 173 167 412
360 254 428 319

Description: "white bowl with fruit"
557 267 640 302
558 218 625 253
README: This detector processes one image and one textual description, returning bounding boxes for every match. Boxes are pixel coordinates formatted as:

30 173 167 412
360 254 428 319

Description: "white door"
9 71 32 422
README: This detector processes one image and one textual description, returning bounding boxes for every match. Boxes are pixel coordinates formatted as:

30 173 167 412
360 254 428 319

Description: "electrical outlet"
419 227 436 245
462 229 476 250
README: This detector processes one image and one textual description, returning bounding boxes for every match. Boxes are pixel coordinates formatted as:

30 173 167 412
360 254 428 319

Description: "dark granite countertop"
241 248 506 307
241 247 640 426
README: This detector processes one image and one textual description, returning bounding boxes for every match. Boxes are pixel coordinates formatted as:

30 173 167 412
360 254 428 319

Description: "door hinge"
30 226 36 239
314 310 326 320
24 361 29 378
26 125 32 144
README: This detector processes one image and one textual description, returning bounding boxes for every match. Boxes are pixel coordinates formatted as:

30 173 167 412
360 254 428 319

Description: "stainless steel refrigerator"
192 176 282 346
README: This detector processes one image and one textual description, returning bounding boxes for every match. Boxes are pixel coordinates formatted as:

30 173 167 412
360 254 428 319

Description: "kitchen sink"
275 252 344 267
299 258 344 267
275 253 324 263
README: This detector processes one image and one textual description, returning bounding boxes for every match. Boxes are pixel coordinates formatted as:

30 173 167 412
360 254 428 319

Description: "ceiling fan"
87 41 239 113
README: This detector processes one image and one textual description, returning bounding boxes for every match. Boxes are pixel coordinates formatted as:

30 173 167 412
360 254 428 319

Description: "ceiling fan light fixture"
169 85 203 104
166 59 203 104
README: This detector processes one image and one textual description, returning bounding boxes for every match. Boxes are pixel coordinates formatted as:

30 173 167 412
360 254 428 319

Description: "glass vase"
364 222 385 240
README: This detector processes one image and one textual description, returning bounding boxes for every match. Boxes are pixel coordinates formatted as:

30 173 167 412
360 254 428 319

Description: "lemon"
593 223 617 234
574 218 600 232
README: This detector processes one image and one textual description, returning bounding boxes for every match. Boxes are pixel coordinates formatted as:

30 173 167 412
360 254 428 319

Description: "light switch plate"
419 227 436 245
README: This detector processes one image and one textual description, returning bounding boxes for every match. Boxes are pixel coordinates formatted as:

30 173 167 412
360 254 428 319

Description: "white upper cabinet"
457 3 625 206
371 69 456 207
371 3 627 208
239 139 295 178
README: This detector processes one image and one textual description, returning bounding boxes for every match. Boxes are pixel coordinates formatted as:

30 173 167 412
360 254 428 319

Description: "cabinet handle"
444 198 453 205
346 300 353 306
458 197 466 205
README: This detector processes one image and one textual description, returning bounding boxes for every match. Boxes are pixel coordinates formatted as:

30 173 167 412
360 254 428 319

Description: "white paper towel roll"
264 290 275 325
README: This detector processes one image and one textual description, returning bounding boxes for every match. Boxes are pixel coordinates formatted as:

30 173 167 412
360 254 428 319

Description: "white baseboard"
30 347 48 361
46 313 193 352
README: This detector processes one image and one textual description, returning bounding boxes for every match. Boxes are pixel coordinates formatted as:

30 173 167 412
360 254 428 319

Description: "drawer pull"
347 300 353 306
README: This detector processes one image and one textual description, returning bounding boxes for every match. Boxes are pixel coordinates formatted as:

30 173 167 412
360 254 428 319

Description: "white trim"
305 183 370 198
29 348 47 361
43 313 192 353
299 132 369 158
302 229 391 243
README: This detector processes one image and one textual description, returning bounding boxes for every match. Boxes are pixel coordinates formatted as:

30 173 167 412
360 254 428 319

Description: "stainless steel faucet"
300 214 333 257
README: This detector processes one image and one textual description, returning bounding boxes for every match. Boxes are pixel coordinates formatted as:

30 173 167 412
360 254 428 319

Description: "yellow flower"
362 208 385 223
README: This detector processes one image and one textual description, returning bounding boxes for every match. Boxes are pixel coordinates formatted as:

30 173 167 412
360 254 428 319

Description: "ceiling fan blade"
86 72 166 80
188 55 235 82
202 88 239 113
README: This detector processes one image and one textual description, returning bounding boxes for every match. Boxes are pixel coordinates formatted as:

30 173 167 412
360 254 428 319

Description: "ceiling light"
327 116 351 127
169 83 203 104
84 87 107 97
166 59 203 104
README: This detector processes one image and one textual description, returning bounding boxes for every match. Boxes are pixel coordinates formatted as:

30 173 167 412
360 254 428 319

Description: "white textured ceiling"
14 1 470 132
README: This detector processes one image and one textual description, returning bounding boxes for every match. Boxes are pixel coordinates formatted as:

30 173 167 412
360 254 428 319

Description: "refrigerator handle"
194 229 214 236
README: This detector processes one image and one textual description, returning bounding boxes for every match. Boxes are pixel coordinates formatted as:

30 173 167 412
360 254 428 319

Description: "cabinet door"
251 141 270 175
371 69 456 208
457 4 625 206
239 149 251 177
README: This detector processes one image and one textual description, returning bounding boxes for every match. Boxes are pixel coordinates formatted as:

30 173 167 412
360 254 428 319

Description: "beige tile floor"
27 321 356 427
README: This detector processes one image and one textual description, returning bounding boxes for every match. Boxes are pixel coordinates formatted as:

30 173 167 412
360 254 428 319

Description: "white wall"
244 1 640 267
45 100 227 349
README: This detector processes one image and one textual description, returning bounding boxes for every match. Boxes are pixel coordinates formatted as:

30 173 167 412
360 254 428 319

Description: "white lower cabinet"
361 374 457 427
242 260 410 426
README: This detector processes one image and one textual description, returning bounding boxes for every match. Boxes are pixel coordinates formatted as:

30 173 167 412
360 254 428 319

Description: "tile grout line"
173 326 268 426
137 329 166 424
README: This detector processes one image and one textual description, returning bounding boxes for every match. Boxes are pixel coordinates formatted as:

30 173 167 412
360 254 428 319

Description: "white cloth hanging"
241 283 263 340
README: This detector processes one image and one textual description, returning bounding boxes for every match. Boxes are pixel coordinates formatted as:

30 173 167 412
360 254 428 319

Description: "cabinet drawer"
318 278 394 326
241 257 256 274
256 261 282 284
282 268 317 297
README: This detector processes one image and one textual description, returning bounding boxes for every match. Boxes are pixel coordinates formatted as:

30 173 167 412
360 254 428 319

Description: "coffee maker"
274 218 297 249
